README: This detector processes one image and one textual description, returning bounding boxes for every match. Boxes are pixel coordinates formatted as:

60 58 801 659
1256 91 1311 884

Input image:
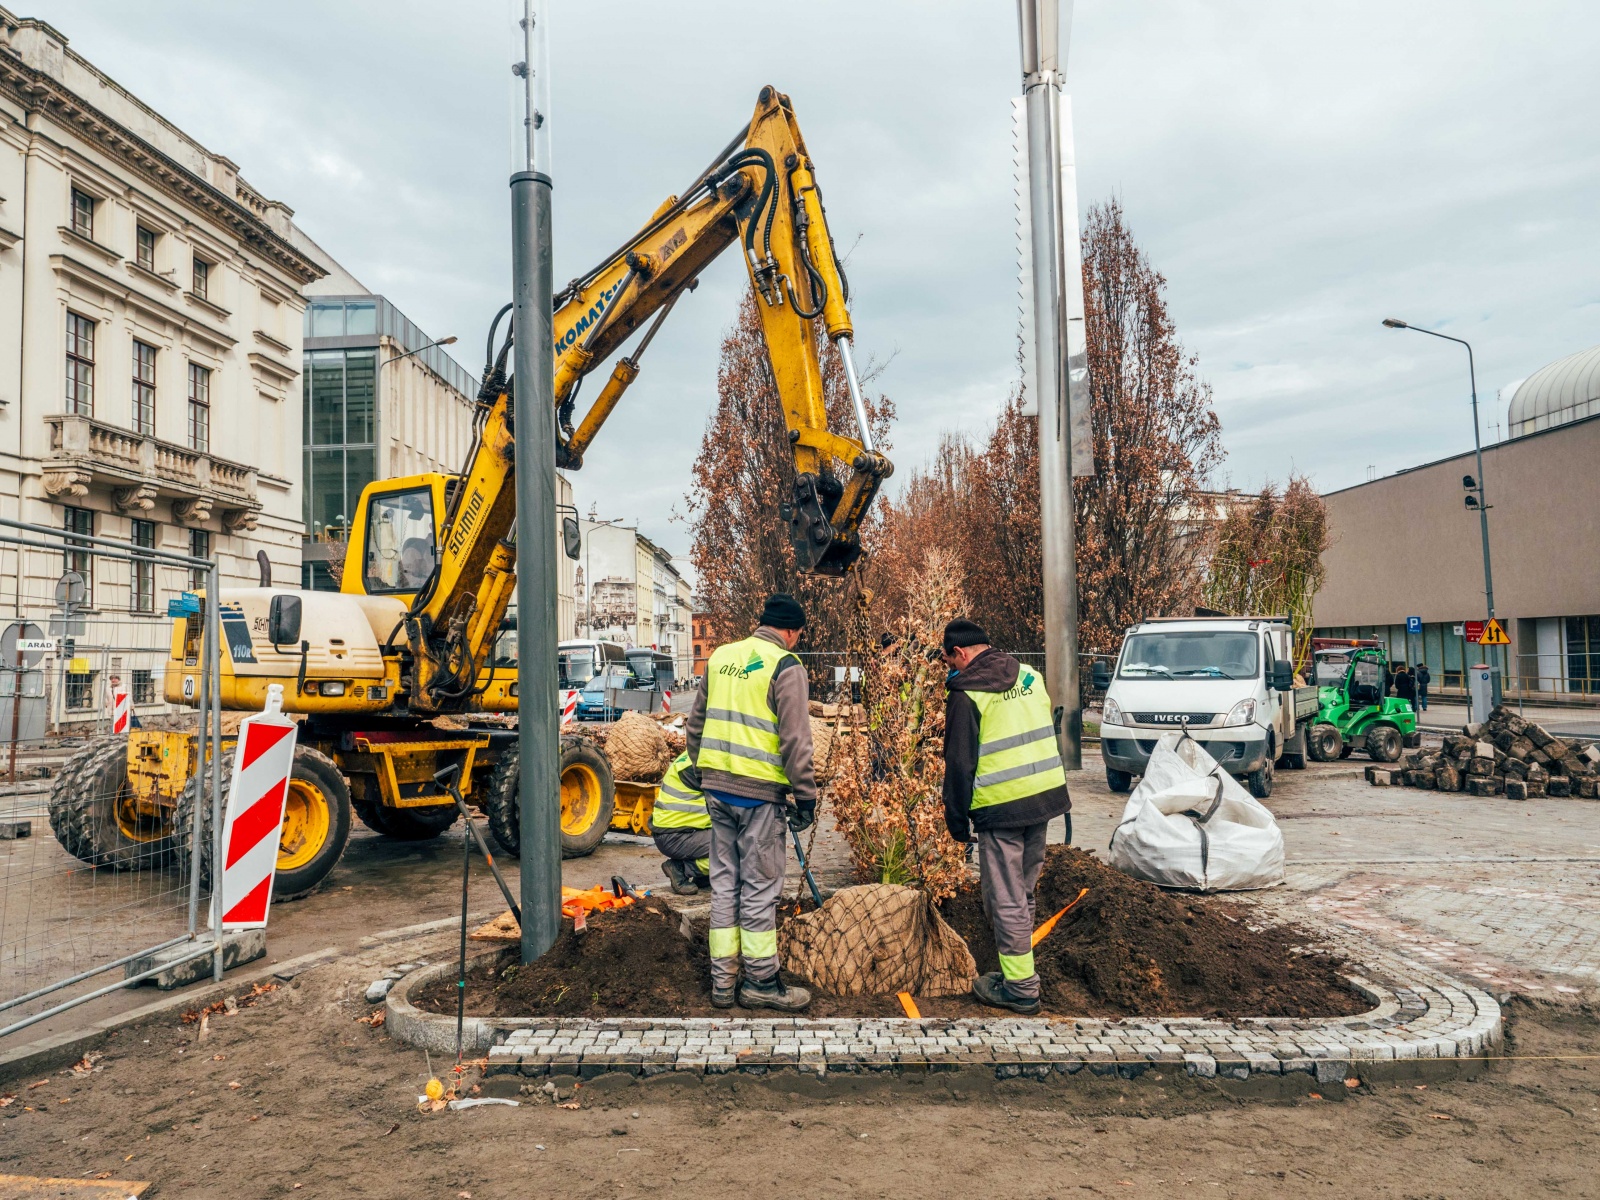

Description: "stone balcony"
43 414 262 531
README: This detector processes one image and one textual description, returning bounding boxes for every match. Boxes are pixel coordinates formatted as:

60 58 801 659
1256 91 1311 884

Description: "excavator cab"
341 473 451 602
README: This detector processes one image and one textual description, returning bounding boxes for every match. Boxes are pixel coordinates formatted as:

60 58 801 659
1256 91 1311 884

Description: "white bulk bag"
1106 732 1284 892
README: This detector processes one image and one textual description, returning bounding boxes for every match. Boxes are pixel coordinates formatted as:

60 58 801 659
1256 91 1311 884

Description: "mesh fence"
0 521 224 1039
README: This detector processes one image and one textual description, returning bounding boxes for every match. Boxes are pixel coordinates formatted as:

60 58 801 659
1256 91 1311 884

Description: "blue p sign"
1405 616 1422 634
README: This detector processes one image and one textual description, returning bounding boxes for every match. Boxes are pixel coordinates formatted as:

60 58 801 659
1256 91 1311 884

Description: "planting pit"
411 847 1363 1020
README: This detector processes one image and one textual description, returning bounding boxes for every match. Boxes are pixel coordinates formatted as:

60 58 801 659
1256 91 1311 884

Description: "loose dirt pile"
940 847 1362 1018
415 847 1361 1020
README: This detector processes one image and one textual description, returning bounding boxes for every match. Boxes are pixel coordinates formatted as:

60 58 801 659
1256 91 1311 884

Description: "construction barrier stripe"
240 721 293 772
974 755 1065 789
224 777 291 870
222 873 272 926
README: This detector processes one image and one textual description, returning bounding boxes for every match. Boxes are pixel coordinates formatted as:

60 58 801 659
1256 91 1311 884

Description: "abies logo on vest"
717 648 766 681
999 669 1037 702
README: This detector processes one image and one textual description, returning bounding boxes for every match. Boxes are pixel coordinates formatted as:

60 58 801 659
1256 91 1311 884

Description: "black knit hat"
942 618 990 653
759 593 806 630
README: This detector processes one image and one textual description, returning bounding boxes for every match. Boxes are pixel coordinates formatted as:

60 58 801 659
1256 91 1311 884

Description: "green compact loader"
1305 646 1421 763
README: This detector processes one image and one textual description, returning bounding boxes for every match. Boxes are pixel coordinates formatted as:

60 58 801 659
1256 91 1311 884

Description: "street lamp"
1383 317 1499 693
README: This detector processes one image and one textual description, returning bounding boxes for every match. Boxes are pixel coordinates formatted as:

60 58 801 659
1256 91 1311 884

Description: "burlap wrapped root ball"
810 717 837 785
780 884 976 997
603 710 674 782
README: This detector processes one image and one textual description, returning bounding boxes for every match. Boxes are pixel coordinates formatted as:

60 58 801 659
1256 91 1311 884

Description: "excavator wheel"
352 786 458 841
47 738 175 871
483 737 615 860
178 745 353 900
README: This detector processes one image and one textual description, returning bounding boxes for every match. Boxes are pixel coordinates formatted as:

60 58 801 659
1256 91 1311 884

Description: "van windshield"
1119 630 1260 680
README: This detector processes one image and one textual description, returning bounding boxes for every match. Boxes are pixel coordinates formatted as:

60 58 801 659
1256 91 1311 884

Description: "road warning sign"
1477 618 1509 646
218 684 299 929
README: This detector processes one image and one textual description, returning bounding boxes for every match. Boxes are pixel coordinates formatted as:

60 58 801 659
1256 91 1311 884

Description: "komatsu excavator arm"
393 86 892 714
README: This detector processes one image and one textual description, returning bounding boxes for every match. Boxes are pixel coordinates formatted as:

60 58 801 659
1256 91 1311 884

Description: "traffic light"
62 637 75 658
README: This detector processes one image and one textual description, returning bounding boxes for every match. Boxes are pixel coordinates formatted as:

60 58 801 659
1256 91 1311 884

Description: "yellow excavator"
47 86 892 897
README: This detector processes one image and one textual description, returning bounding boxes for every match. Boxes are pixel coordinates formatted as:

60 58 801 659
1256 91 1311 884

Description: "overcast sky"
36 1 1600 569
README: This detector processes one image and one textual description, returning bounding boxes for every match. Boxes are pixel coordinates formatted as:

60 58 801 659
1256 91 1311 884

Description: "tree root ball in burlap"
603 711 674 782
810 717 837 785
779 884 977 997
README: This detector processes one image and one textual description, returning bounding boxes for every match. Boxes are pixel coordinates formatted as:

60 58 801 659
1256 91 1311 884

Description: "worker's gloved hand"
679 764 703 792
946 818 971 846
787 800 815 833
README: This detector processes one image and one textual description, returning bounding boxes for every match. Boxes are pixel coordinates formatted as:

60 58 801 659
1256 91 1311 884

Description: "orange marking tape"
1031 887 1089 948
561 885 634 921
897 991 921 1019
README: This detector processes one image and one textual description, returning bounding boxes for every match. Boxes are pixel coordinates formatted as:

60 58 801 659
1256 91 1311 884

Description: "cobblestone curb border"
386 952 1501 1087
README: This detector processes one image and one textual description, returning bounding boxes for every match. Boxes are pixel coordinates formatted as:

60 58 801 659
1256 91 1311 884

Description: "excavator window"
363 486 437 595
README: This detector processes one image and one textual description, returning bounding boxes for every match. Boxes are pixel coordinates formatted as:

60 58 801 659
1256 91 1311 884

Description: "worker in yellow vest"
652 751 711 895
940 619 1071 1015
684 593 814 1011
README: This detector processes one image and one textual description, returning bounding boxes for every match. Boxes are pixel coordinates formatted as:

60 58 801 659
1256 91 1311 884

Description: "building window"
303 349 377 538
130 518 155 613
188 528 210 593
187 362 211 451
132 340 157 435
136 225 157 272
70 188 95 239
63 505 93 603
65 312 95 416
1566 616 1600 697
132 668 155 704
65 669 97 711
192 257 210 301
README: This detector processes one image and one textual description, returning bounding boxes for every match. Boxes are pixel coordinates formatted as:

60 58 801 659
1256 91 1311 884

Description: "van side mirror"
268 594 302 648
1091 660 1111 690
1270 659 1294 691
561 516 582 561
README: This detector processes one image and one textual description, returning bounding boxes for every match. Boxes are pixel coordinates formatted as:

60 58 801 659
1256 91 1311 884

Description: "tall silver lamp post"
511 1 561 963
1018 0 1081 767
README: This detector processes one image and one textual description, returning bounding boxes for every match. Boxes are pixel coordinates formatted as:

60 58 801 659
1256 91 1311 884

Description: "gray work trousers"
652 826 711 873
977 822 1048 1000
707 795 787 989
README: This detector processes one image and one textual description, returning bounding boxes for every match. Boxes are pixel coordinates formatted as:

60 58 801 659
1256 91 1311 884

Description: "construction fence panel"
0 520 226 1040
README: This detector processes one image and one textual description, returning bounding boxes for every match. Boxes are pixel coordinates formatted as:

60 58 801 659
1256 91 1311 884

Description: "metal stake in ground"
456 805 471 1067
435 763 522 925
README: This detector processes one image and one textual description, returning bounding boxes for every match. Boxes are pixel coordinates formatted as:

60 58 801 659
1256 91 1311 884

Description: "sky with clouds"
34 0 1600 568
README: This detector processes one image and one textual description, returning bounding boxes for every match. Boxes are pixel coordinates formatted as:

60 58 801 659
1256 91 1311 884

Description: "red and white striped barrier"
218 684 299 929
109 685 130 734
662 688 672 714
560 688 578 727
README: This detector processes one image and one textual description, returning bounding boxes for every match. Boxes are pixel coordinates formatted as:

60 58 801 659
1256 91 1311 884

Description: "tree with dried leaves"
1202 476 1330 673
687 289 893 666
1073 198 1225 655
828 549 971 901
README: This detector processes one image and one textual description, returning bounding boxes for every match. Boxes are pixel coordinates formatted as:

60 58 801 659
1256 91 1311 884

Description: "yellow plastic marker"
897 991 921 1019
1031 888 1089 948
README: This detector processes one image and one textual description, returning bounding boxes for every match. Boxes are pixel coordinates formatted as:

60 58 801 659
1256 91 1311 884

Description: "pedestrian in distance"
940 619 1072 1016
651 751 711 896
683 593 815 1011
1394 664 1416 706
1415 662 1431 712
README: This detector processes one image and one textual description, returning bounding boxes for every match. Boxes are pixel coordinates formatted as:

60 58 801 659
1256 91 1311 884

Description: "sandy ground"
1 956 1596 1198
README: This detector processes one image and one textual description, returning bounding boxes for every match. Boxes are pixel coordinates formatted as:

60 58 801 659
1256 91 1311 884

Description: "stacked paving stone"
1367 705 1600 799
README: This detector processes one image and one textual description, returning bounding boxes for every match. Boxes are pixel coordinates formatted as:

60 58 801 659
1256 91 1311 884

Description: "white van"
1092 616 1320 799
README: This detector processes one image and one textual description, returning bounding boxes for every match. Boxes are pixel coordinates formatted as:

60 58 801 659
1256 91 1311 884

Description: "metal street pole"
512 1 561 963
1382 318 1499 690
1018 0 1081 768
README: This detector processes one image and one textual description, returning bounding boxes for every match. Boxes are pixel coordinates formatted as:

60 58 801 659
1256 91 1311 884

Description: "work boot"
693 872 712 892
971 971 1041 1016
710 983 738 1009
660 859 698 896
737 975 811 1012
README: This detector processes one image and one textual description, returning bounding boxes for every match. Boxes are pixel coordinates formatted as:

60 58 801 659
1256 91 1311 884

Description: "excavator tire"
178 744 353 901
483 737 615 860
352 788 457 841
47 738 174 871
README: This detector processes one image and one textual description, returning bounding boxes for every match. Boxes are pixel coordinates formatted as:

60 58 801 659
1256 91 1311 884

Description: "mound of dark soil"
413 849 1364 1020
939 846 1363 1018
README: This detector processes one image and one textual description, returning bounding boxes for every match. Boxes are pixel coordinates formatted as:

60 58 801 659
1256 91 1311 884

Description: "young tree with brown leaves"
687 288 893 663
1202 476 1330 673
1073 198 1225 654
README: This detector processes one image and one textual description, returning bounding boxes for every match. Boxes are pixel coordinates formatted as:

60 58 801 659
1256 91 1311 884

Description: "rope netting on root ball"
827 549 970 902
780 883 976 997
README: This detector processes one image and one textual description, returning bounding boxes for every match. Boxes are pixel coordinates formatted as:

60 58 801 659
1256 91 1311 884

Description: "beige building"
0 10 323 723
576 519 691 678
1314 401 1600 696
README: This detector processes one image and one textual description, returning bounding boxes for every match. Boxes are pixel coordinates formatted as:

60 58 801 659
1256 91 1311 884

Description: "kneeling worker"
653 751 711 895
940 619 1071 1015
684 593 815 1011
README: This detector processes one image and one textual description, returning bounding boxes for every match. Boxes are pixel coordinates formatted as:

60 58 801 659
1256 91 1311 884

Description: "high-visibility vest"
651 752 710 832
697 636 797 786
969 665 1065 810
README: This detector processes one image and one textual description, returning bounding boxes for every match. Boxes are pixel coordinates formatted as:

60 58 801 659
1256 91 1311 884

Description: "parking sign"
1405 616 1422 634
